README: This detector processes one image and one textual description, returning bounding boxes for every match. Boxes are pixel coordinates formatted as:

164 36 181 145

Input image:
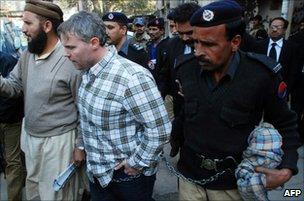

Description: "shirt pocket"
184 100 198 119
220 106 250 128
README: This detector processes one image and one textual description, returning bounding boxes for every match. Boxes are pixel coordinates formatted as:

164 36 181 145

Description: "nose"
194 43 204 58
21 24 27 34
181 34 190 42
64 50 70 58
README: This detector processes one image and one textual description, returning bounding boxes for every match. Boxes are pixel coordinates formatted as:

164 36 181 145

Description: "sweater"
0 43 81 137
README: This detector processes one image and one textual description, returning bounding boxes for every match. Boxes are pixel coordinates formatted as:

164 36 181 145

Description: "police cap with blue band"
133 17 145 26
102 12 129 25
190 0 242 27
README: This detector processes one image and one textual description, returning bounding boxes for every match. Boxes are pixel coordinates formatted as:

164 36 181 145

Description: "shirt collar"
88 45 116 77
269 38 283 48
201 51 240 80
225 51 240 79
119 37 130 56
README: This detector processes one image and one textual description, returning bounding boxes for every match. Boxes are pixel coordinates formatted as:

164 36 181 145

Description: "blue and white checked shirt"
77 46 171 187
235 122 283 201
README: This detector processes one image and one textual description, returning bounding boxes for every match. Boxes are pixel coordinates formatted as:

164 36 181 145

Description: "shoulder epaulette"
246 52 282 74
174 53 196 69
129 43 144 51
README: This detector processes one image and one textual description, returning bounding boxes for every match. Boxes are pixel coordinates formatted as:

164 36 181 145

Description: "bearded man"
0 0 85 200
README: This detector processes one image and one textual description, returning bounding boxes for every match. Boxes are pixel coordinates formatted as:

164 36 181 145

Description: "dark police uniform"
118 38 149 69
172 0 300 191
102 12 149 71
173 50 300 189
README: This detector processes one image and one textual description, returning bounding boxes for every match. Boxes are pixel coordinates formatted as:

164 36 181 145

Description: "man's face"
148 26 164 41
169 20 178 36
176 21 194 46
252 19 260 28
22 11 47 54
193 24 235 72
268 19 286 41
61 33 94 70
300 22 304 31
104 21 126 46
133 24 145 35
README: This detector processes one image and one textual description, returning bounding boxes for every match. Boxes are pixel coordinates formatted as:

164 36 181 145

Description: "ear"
121 25 128 35
42 20 53 34
231 35 242 52
90 37 100 49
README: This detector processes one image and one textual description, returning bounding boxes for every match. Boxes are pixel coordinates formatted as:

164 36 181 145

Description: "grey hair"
58 11 107 46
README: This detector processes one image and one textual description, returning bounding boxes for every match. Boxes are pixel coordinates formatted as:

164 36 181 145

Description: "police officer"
102 12 149 68
145 17 169 80
130 17 150 50
172 1 301 200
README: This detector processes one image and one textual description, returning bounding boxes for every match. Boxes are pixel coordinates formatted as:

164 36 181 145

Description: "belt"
196 154 238 172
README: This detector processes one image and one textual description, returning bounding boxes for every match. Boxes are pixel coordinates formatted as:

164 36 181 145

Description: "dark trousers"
291 88 304 143
90 170 156 201
0 122 26 201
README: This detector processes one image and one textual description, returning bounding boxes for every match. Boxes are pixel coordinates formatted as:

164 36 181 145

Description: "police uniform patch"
202 10 214 22
108 13 114 20
278 81 287 99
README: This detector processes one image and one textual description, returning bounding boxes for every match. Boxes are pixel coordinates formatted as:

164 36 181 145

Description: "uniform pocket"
220 106 250 127
185 100 198 118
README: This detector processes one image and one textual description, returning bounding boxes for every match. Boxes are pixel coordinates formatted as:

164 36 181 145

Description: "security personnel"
172 1 301 200
130 17 150 50
0 51 25 201
146 18 169 80
102 12 149 68
157 2 200 101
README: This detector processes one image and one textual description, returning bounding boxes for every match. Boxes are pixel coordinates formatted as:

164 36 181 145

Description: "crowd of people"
0 0 303 200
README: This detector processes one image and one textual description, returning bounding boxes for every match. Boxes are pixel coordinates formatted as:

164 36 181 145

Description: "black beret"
167 10 176 20
147 18 165 28
102 12 129 25
190 0 242 27
252 14 262 21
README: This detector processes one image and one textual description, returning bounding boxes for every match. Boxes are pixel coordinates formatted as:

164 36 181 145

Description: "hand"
114 160 142 176
73 148 86 167
170 139 180 157
175 79 184 97
170 135 182 157
255 167 292 189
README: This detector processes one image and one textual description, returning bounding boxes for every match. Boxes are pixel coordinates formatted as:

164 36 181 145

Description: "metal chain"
111 174 141 183
160 153 230 186
111 152 231 185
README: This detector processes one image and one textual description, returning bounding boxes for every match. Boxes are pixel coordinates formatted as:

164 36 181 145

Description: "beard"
27 27 47 54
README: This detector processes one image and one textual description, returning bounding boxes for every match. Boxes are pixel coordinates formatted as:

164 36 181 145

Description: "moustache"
183 39 194 46
196 56 211 64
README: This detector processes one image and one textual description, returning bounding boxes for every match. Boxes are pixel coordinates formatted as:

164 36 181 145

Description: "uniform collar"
119 37 130 56
226 51 240 80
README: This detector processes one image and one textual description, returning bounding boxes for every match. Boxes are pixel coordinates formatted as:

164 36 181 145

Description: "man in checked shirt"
58 11 171 201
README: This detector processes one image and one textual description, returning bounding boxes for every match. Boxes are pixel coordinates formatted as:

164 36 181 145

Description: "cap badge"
155 20 159 24
108 13 114 20
202 10 214 21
